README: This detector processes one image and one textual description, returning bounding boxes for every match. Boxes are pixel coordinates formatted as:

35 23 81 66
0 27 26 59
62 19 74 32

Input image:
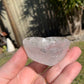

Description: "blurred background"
0 0 84 83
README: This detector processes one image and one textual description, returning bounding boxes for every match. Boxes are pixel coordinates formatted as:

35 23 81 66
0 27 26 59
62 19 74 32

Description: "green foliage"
49 0 84 16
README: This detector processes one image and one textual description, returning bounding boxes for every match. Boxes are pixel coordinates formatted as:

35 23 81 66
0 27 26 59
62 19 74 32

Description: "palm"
0 47 82 84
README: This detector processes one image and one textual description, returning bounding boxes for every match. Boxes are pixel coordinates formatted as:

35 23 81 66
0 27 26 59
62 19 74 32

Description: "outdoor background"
0 0 84 84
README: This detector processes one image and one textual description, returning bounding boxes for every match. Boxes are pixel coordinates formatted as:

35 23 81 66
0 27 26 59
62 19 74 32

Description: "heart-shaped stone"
23 37 71 66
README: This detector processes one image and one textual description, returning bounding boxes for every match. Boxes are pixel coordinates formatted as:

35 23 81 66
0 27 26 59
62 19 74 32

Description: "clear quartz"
23 37 71 66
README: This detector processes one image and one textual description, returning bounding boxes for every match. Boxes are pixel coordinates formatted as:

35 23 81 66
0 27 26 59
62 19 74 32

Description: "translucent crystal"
23 37 71 66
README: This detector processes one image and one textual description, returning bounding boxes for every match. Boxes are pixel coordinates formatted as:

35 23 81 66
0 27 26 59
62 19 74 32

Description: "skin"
0 47 82 84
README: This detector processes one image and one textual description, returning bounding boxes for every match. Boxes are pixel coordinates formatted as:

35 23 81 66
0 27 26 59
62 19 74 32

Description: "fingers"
45 47 81 83
9 67 46 84
52 62 82 84
28 62 48 73
0 47 28 83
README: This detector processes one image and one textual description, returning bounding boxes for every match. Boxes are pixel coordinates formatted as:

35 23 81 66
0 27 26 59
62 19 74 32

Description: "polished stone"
23 37 71 66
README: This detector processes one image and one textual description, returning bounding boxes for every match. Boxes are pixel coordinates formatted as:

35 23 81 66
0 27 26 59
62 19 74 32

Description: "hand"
0 47 82 84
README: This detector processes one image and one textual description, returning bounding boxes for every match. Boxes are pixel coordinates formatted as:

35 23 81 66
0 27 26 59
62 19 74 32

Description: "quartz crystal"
23 37 71 66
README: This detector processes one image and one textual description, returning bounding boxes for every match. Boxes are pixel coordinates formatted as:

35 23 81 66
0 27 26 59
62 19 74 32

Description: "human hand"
0 47 82 84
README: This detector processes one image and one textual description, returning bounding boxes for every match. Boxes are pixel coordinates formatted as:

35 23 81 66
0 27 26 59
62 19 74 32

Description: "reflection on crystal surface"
23 37 71 66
